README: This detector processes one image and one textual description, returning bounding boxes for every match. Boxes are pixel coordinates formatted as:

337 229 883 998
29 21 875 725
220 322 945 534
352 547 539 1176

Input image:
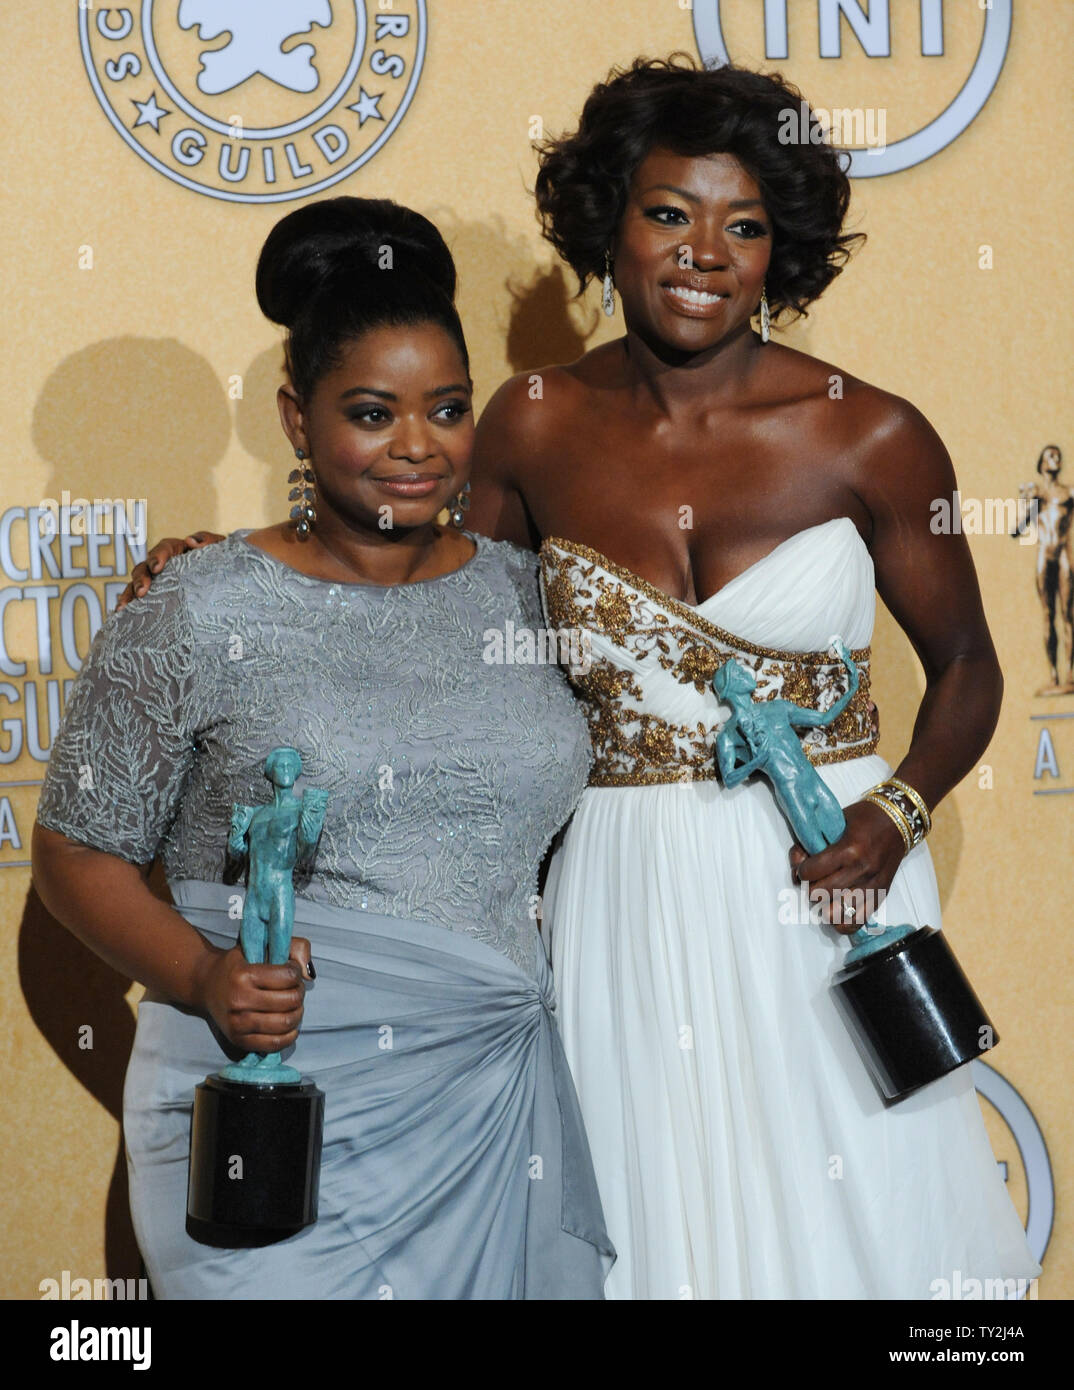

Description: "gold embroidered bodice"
538 533 879 788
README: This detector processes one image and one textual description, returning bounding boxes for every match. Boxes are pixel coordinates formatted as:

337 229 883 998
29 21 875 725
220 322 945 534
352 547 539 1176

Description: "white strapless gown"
540 518 1040 1300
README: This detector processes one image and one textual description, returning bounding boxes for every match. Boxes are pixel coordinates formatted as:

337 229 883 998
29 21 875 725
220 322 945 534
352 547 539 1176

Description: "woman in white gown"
469 57 1041 1299
539 518 1036 1297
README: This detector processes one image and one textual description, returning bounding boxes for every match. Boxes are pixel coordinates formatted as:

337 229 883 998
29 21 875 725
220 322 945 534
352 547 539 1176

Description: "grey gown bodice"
37 530 592 977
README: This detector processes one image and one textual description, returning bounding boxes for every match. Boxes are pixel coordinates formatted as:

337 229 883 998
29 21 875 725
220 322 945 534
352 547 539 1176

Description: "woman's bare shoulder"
482 343 618 413
765 343 942 462
474 346 618 484
558 339 627 387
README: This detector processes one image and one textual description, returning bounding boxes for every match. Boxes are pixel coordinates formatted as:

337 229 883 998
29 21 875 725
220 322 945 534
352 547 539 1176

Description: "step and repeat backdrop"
1 1 1068 1298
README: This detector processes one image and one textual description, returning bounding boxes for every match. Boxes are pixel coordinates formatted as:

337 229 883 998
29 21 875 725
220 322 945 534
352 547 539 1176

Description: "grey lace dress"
37 530 615 1299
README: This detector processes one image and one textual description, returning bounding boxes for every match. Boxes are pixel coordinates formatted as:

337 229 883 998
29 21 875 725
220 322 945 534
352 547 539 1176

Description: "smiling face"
612 147 772 354
278 321 474 534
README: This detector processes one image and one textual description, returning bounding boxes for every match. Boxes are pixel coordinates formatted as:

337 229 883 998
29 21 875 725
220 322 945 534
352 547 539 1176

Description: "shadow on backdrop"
21 337 232 1280
432 212 594 386
31 336 231 546
18 885 141 1282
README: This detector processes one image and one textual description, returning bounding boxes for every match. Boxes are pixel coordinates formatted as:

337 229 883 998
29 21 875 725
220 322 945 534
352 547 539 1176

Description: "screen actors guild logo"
178 1 332 95
79 1 427 203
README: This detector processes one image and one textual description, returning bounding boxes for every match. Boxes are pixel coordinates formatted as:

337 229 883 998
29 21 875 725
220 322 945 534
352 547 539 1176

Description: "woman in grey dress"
31 198 614 1299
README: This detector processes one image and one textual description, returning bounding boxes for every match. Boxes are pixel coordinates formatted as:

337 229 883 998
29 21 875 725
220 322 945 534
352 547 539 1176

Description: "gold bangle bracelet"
864 791 913 854
886 775 933 835
865 779 930 846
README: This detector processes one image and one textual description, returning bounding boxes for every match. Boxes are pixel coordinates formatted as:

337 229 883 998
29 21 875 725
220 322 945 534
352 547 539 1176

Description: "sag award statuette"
186 748 328 1247
712 637 997 1102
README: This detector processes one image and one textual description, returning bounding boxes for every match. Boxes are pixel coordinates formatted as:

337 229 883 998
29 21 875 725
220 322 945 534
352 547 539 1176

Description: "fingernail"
149 560 159 571
306 960 316 980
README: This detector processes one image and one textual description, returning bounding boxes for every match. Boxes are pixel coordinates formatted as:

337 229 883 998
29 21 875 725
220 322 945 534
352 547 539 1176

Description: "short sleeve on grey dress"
37 571 199 862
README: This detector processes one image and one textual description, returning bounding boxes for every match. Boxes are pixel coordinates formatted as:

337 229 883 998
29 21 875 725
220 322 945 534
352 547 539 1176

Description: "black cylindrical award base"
830 926 997 1103
186 1075 324 1248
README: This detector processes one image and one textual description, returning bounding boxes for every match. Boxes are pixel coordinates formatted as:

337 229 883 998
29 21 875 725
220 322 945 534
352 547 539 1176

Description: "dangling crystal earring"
759 284 771 343
449 479 471 528
602 249 615 317
288 447 317 539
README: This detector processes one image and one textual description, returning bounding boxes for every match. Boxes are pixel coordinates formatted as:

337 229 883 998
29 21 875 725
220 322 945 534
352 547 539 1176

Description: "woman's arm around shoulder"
117 530 225 609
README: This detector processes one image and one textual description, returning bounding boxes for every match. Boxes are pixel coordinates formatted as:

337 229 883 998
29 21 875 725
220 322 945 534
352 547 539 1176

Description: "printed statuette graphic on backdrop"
79 1 427 202
1011 446 1074 697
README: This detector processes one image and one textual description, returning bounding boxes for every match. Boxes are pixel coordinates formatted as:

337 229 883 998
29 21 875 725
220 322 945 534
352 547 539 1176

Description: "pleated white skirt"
544 755 1041 1300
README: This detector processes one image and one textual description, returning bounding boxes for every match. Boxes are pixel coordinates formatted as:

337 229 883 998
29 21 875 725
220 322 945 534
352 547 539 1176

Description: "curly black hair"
534 54 865 323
